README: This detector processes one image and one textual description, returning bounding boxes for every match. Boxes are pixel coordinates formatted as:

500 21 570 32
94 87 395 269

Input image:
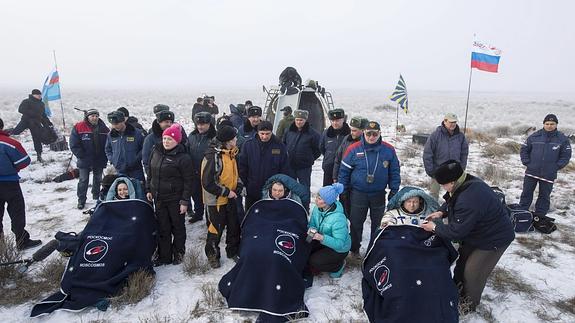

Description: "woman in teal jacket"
307 183 351 278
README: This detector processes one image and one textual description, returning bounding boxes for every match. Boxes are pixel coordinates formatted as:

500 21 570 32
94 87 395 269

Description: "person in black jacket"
421 160 515 312
319 108 350 186
187 112 216 223
145 123 193 266
11 89 48 162
283 110 321 209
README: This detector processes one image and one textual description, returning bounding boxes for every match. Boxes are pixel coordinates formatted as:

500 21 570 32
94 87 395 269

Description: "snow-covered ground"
1 88 574 322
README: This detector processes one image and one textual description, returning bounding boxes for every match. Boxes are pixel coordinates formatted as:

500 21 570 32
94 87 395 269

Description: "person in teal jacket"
307 183 351 279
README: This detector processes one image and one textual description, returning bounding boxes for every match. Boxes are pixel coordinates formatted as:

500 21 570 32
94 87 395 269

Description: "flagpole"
396 103 399 138
52 50 67 130
463 66 473 135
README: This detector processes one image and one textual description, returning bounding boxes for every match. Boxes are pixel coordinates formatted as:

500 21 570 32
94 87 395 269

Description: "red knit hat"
162 123 182 143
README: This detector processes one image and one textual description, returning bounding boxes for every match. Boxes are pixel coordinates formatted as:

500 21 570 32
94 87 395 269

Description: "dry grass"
476 304 497 323
400 144 421 160
111 269 156 307
489 125 511 137
0 235 22 286
487 267 538 295
482 141 521 158
554 296 575 315
561 161 575 173
182 249 210 277
466 130 496 145
200 282 225 309
479 164 511 185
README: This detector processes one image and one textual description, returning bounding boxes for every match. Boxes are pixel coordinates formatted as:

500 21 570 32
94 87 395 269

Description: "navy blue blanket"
31 199 156 317
362 225 459 323
219 199 310 321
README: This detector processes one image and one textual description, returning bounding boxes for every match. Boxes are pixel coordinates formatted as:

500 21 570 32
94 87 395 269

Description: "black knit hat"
247 106 262 117
107 111 126 124
543 114 558 124
153 104 170 114
328 108 345 120
194 112 212 124
216 125 237 142
117 107 130 118
31 89 42 95
156 110 175 123
433 160 464 184
216 115 233 129
257 121 273 132
85 109 99 117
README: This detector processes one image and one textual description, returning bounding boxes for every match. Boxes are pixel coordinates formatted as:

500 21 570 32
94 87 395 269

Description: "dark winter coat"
70 119 109 169
423 124 469 177
332 134 360 182
435 174 515 250
338 136 401 194
319 123 350 170
0 130 30 181
18 95 46 123
238 119 258 142
145 143 193 204
105 123 145 180
283 122 321 169
142 120 188 166
126 116 147 137
187 124 216 174
276 115 294 140
229 105 246 130
239 135 292 200
520 129 572 181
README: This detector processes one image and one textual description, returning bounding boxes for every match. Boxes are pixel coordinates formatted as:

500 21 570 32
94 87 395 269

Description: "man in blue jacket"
519 114 572 217
284 110 321 209
239 121 292 211
338 121 400 257
69 109 110 209
319 108 350 186
238 106 262 145
0 118 42 250
423 113 469 200
105 111 145 181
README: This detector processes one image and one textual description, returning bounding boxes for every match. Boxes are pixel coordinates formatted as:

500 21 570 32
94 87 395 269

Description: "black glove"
387 192 396 203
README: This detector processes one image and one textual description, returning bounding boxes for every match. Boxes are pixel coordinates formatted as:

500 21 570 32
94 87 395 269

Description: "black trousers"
245 195 258 213
349 190 385 253
190 178 204 219
12 119 43 155
322 164 334 187
307 241 348 273
205 202 240 260
155 200 186 262
454 243 510 311
0 181 30 242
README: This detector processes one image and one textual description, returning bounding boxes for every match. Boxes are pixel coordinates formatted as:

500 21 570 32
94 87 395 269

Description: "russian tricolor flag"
471 39 502 73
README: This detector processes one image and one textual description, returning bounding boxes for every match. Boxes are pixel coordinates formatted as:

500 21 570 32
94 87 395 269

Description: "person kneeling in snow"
380 186 439 229
306 183 351 281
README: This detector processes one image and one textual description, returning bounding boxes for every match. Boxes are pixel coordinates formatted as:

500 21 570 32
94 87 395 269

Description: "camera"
306 227 318 243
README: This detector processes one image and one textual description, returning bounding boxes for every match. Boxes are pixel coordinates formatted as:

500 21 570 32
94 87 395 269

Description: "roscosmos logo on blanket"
369 257 392 293
81 235 112 267
273 229 300 263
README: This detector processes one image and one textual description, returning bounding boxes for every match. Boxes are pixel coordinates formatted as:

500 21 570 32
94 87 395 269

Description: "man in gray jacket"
423 113 469 199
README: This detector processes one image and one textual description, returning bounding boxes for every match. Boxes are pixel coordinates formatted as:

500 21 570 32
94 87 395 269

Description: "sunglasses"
365 131 380 137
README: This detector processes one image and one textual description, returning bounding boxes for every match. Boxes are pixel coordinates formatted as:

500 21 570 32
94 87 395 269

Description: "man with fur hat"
105 110 145 181
69 109 110 209
201 125 243 268
519 114 571 217
187 112 217 223
320 108 350 186
0 118 42 250
11 89 49 162
238 106 263 144
117 107 147 136
332 116 369 218
143 108 188 167
421 160 514 312
338 121 400 257
423 112 469 200
239 121 292 211
275 105 294 140
283 109 321 209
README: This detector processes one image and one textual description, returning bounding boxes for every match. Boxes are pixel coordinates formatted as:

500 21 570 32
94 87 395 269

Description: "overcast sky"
1 0 574 93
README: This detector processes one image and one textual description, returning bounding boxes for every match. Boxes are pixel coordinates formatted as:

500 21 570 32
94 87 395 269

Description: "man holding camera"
338 121 400 257
192 96 219 118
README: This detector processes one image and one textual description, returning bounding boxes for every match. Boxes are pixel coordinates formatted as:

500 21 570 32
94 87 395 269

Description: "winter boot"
77 200 86 210
172 253 184 265
208 256 221 269
36 153 43 163
17 238 42 251
329 260 346 278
